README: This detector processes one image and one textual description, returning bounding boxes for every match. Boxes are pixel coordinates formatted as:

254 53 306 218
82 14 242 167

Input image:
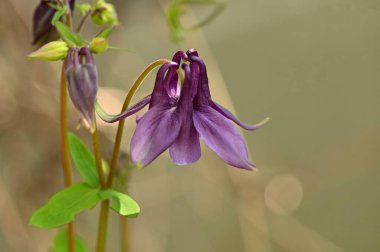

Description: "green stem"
60 61 75 252
107 59 172 187
64 0 72 29
76 10 92 33
96 200 110 252
92 126 107 189
94 59 171 252
92 124 108 252
120 216 128 252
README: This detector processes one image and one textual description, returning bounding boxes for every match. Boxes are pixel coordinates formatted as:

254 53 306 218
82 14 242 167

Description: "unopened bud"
65 47 98 132
32 0 76 47
91 0 118 26
28 41 68 61
89 37 109 54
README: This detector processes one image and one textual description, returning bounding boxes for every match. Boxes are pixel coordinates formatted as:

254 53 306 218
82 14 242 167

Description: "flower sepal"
89 37 109 54
28 41 69 61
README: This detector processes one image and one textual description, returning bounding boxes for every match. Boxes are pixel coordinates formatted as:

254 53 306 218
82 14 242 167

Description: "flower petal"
150 62 178 108
32 2 57 46
95 95 151 123
188 55 212 106
67 64 98 131
211 102 269 131
193 106 255 170
169 63 201 165
169 122 201 165
130 105 181 167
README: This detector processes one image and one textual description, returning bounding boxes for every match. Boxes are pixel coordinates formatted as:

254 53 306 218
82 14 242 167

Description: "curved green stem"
94 59 171 252
107 59 172 187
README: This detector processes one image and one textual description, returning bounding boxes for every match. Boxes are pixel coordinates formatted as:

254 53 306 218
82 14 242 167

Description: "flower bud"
28 41 68 61
65 47 98 132
89 37 109 54
91 0 118 26
32 0 76 47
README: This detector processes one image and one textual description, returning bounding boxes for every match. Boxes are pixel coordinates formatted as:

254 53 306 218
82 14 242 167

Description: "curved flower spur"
96 49 269 170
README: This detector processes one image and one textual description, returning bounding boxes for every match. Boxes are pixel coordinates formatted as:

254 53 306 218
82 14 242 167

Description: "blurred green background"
0 0 379 251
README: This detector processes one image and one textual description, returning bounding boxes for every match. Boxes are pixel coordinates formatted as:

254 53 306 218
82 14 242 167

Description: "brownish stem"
64 0 72 29
76 11 92 33
60 61 75 252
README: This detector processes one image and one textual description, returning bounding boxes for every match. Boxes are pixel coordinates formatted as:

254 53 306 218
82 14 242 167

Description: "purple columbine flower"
32 0 75 46
97 49 267 170
65 47 98 132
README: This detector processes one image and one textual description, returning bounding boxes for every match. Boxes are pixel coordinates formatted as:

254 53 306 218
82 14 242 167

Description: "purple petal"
193 106 255 170
32 2 57 45
188 55 212 106
169 122 201 165
150 62 178 108
169 64 201 164
96 95 151 123
66 64 98 131
165 67 180 101
211 102 269 131
130 105 181 166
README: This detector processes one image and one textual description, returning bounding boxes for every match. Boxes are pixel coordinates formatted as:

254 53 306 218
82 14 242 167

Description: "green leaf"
30 183 100 228
50 229 89 252
97 26 114 39
99 189 140 217
55 21 83 47
51 6 67 26
68 132 99 187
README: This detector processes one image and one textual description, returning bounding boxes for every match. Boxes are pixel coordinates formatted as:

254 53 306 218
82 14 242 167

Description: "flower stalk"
60 60 75 252
60 2 74 251
93 59 172 252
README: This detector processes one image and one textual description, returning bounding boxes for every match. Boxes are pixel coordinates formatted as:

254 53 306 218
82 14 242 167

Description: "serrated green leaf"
99 189 140 217
50 229 89 252
30 183 100 228
68 132 99 187
55 21 83 47
51 6 67 26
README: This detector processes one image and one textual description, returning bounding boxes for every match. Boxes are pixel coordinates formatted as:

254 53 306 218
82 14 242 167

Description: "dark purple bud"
65 47 98 132
32 0 76 47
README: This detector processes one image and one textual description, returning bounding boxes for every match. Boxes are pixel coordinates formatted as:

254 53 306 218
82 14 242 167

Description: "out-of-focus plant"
165 0 226 43
28 1 267 252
